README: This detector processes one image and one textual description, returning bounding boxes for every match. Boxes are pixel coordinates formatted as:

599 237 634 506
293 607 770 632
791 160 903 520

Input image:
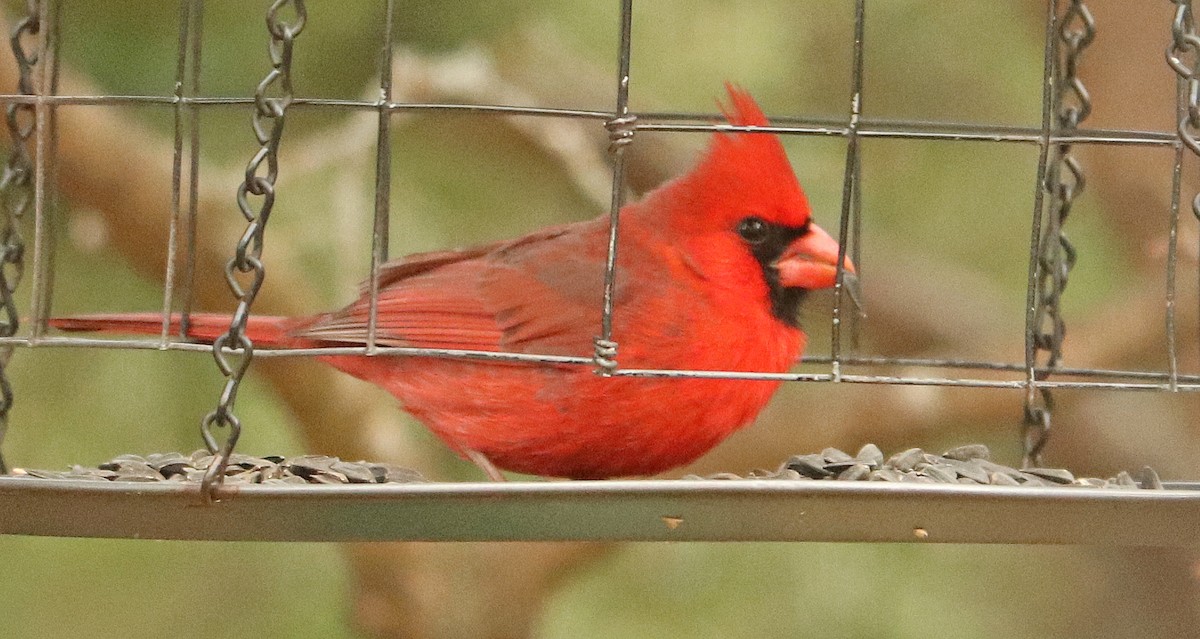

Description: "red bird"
52 85 853 480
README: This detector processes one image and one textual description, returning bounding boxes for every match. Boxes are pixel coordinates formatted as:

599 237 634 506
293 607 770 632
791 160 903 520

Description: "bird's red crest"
653 84 813 233
719 82 771 128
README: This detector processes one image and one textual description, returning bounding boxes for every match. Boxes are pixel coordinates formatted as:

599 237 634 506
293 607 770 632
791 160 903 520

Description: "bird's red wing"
299 262 508 351
478 261 604 356
296 221 610 356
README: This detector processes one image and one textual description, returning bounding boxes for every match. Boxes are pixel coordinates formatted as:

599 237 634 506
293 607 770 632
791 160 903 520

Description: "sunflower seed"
885 448 925 472
989 472 1020 486
371 464 426 483
821 447 853 463
22 469 66 479
1022 467 1075 484
942 458 989 484
943 444 991 462
772 468 804 481
1137 466 1164 490
838 464 871 481
288 455 337 478
1113 471 1138 488
920 464 958 484
977 460 1023 480
785 454 834 479
1016 473 1050 486
855 443 885 467
823 459 863 473
331 461 377 484
869 468 905 482
708 472 744 480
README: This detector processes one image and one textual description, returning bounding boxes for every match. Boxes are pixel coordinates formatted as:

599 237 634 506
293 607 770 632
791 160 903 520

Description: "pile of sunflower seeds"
7 451 426 485
686 443 1164 489
5 444 1163 488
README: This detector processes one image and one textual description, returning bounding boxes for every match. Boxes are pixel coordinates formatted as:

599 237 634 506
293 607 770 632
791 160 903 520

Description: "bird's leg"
465 449 507 482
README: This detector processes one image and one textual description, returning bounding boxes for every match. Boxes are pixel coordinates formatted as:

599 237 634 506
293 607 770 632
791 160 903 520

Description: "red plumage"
51 85 852 479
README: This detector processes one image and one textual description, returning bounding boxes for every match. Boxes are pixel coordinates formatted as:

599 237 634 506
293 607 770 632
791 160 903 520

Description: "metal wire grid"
3 0 1200 544
0 1 1195 466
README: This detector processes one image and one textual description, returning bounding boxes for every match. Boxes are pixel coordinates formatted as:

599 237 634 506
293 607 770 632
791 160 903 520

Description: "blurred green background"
2 1 1197 638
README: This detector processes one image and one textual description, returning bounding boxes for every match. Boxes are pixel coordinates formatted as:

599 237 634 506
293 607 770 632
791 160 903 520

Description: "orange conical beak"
772 222 855 290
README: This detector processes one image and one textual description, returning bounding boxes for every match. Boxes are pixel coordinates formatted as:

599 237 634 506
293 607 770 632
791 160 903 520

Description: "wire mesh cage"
0 0 1198 546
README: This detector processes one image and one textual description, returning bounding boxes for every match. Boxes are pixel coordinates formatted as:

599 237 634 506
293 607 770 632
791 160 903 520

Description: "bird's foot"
465 449 507 482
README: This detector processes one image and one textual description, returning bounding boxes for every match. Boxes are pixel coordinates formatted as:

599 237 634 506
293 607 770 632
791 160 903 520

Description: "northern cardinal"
51 85 854 480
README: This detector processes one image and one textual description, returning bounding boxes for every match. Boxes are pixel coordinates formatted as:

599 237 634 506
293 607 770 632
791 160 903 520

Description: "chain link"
1169 2 1200 222
0 2 42 475
200 0 305 502
1023 0 1093 468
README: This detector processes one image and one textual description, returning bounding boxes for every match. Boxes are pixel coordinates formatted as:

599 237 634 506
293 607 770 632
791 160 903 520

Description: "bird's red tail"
48 312 297 346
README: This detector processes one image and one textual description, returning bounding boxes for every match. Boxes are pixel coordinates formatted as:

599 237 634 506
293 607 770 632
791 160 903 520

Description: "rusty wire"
0 1 1196 477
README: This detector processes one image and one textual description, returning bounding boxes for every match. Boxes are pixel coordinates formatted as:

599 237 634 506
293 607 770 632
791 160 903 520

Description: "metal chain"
199 0 305 502
1023 0 1094 468
0 2 42 475
1170 0 1200 159
1169 3 1200 248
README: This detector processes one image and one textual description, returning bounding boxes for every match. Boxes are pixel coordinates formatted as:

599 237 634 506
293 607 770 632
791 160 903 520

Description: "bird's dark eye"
737 217 769 245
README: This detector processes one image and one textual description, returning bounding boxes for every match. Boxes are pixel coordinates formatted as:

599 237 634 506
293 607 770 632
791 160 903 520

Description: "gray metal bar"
365 0 395 352
0 91 1179 146
160 0 195 344
830 0 866 380
178 0 204 337
1 477 1197 544
1168 122 1183 391
27 0 59 338
14 335 1200 390
594 0 634 375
